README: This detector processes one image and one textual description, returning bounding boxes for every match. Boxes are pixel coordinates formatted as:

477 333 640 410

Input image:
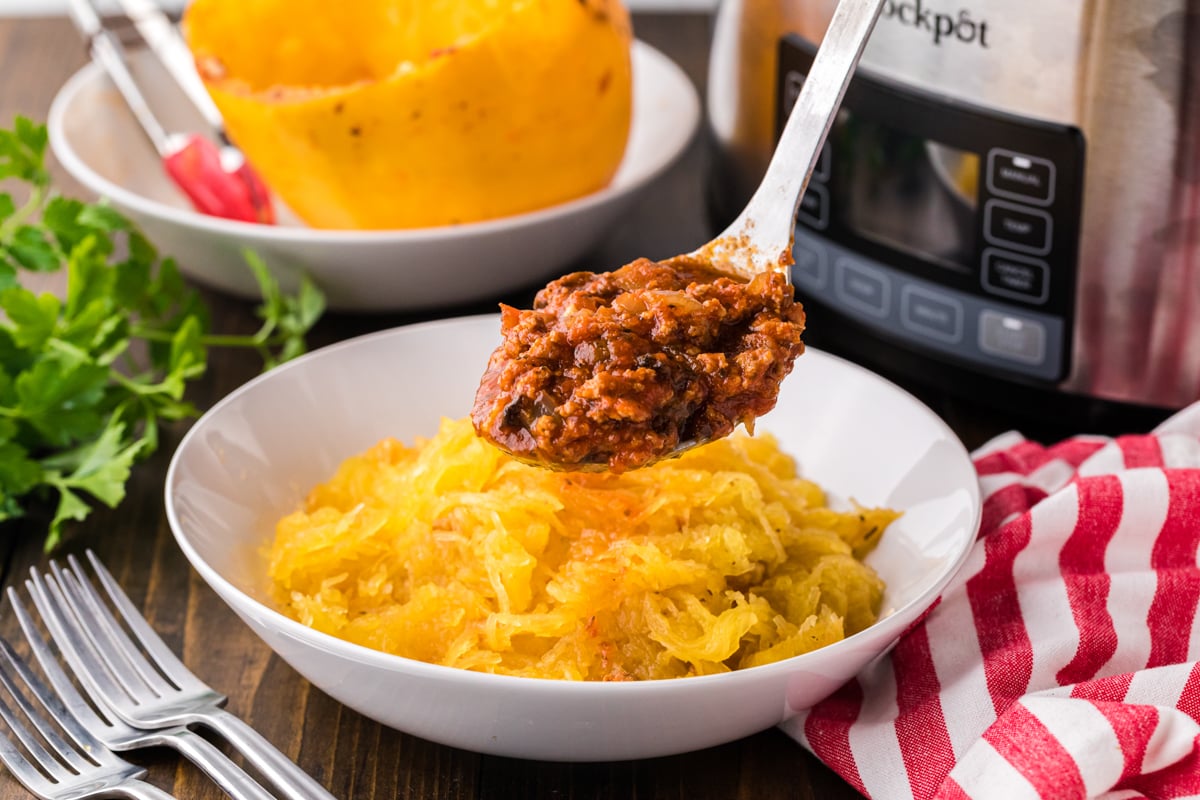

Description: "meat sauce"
471 256 806 472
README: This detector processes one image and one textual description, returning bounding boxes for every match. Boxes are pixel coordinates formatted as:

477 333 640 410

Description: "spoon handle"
705 0 886 279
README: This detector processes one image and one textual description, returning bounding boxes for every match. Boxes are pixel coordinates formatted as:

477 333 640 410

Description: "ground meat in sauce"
470 256 806 473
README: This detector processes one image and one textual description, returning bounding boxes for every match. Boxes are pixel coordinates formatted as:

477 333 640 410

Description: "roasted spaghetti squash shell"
184 0 633 229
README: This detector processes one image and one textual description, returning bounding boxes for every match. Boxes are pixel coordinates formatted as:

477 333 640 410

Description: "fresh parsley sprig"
0 116 325 550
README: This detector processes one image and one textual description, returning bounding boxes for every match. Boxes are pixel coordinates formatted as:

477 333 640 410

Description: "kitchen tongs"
65 0 275 224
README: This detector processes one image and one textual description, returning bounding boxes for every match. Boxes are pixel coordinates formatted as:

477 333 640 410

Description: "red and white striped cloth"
784 402 1200 800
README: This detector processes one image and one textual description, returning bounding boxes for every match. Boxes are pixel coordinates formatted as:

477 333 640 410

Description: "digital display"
831 112 981 274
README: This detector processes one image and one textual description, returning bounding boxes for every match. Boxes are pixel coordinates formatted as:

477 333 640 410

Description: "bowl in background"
164 314 981 761
48 42 699 312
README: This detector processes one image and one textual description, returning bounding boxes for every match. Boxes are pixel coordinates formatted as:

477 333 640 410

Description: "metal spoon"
477 0 885 472
616 0 883 465
621 0 887 467
690 0 885 282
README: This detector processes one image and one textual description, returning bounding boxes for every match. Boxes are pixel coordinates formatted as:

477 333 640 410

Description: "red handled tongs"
65 0 275 224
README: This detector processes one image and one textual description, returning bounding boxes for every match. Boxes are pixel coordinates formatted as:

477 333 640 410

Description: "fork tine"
0 679 79 784
35 553 335 800
18 579 281 800
83 551 207 692
6 588 117 737
0 637 100 777
58 555 188 696
25 567 135 707
47 559 172 702
0 691 56 790
0 633 179 800
26 563 186 742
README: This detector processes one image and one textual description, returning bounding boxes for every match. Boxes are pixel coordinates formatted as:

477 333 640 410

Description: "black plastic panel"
777 34 1085 383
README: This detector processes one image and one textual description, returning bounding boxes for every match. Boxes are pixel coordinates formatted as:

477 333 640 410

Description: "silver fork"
7 587 275 800
0 632 174 800
26 551 337 800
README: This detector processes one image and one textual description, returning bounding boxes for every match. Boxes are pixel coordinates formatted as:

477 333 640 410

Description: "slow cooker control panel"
778 35 1085 384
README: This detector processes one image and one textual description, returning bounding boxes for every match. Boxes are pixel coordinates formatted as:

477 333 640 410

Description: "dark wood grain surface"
0 13 1167 800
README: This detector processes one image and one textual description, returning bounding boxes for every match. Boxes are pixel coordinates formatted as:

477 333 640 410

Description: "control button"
792 237 828 290
813 144 832 182
984 200 1052 255
978 310 1046 365
900 286 963 343
988 149 1056 206
781 70 829 181
835 258 890 318
783 70 805 114
982 249 1049 304
797 183 830 230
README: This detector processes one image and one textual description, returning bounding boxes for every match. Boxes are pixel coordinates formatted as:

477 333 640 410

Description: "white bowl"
48 42 699 312
164 315 981 761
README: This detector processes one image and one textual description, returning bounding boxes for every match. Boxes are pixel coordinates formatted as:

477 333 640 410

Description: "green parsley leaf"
0 117 49 187
0 115 326 550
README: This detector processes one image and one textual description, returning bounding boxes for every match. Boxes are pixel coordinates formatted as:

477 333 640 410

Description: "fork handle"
160 727 276 800
200 708 338 800
118 779 179 800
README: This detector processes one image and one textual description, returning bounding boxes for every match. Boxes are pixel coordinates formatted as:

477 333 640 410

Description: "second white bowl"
49 42 699 312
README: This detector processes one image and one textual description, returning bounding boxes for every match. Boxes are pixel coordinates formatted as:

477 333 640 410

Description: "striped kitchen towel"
784 402 1200 800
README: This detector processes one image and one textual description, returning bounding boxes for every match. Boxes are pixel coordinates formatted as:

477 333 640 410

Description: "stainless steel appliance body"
708 0 1200 410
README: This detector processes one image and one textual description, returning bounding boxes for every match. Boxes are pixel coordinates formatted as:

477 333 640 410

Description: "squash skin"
184 0 634 229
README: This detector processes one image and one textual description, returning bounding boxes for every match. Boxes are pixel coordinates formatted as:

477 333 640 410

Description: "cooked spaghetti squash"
268 418 896 680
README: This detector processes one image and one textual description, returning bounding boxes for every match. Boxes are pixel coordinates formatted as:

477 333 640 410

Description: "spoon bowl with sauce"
472 0 886 472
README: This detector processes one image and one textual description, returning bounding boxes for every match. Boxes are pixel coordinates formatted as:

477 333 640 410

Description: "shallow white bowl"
164 315 981 761
48 42 698 312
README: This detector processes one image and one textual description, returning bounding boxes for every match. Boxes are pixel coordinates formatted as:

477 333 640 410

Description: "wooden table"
0 13 1171 800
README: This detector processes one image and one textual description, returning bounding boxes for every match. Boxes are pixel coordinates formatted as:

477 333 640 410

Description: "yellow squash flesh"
184 0 634 229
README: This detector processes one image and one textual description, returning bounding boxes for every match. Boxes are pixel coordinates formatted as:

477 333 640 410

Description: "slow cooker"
707 0 1200 416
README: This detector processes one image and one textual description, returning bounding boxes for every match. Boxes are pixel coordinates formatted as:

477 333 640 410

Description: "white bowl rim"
164 313 982 695
48 40 699 245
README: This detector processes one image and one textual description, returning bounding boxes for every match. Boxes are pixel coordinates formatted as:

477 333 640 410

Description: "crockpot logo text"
881 0 990 48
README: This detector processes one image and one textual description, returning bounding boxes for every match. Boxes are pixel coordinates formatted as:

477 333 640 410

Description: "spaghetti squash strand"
269 417 897 680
